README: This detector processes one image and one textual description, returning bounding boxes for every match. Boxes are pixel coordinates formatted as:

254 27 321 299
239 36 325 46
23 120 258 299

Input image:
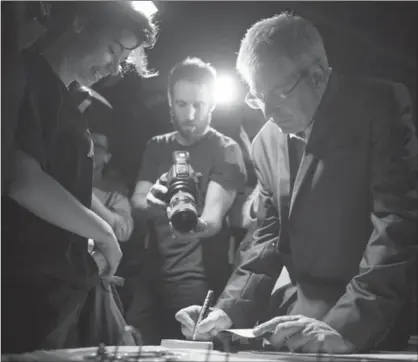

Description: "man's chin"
177 131 203 145
80 73 102 88
269 119 296 134
182 134 199 143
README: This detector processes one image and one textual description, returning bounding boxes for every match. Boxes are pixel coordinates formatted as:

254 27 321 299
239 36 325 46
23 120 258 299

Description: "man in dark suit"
176 12 417 353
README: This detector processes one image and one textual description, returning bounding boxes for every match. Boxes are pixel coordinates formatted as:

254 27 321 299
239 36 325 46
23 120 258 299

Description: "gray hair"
236 12 328 85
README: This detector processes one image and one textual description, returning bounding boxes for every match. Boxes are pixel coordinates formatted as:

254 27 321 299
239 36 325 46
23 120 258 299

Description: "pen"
192 289 214 341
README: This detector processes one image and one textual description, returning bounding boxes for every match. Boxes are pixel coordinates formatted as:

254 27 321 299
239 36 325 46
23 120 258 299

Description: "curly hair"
37 2 159 78
80 2 159 78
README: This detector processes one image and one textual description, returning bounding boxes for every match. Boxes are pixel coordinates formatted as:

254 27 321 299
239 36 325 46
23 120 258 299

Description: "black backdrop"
85 1 417 188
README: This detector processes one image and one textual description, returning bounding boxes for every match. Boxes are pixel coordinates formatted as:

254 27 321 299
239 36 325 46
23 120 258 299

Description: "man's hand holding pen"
191 290 214 340
175 304 233 341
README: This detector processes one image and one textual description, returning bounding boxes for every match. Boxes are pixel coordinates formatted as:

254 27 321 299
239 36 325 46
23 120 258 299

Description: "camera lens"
166 150 200 233
169 191 198 233
171 209 198 233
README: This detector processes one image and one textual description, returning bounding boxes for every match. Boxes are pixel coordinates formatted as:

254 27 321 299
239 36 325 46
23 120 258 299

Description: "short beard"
170 111 211 143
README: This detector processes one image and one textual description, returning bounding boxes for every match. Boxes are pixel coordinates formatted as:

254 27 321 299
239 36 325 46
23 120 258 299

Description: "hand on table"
253 315 355 353
175 306 233 341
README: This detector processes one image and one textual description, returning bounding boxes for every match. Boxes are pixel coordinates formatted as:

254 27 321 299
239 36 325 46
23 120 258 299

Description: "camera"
165 151 201 233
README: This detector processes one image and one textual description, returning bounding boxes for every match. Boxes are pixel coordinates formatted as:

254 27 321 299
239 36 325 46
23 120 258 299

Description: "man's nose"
264 101 282 121
185 105 197 120
107 61 121 77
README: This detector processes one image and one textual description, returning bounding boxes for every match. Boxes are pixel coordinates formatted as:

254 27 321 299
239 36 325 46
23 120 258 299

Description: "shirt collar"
289 120 314 143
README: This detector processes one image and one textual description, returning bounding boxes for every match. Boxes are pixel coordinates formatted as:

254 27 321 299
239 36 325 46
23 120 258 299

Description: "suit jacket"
216 73 418 351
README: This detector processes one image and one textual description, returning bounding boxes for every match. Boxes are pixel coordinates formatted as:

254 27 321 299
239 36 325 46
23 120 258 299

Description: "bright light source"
131 1 158 17
215 74 237 105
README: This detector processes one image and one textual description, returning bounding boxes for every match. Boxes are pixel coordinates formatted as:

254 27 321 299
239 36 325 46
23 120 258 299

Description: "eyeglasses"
244 61 319 110
245 72 306 110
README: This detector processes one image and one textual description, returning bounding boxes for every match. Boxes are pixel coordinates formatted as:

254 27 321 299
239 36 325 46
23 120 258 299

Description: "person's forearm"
199 210 223 238
113 213 134 241
131 193 149 220
91 194 116 228
199 183 236 238
323 83 418 352
216 195 282 327
92 194 134 241
216 217 282 327
131 192 167 222
9 150 114 242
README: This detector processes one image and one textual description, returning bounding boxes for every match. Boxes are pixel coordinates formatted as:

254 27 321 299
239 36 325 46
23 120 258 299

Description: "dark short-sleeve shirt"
2 51 98 289
137 128 247 280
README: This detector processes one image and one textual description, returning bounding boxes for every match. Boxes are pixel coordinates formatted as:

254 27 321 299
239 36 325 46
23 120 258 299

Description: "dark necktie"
289 133 306 191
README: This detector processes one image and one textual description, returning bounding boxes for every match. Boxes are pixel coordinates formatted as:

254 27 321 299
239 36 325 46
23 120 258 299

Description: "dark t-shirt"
138 128 247 281
2 51 98 289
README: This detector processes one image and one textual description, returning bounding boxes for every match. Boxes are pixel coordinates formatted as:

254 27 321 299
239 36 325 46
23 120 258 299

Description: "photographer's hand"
132 173 170 222
169 180 236 240
145 177 169 219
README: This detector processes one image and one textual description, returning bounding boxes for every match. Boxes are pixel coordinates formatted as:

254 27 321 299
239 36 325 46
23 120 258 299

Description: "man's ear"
72 15 86 34
105 153 112 164
310 64 327 87
167 91 173 107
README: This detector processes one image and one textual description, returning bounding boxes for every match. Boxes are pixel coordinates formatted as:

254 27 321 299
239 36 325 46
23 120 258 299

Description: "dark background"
148 1 417 91
87 1 417 187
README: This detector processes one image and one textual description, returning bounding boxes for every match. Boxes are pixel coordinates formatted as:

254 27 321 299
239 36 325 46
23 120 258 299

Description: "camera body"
165 151 201 233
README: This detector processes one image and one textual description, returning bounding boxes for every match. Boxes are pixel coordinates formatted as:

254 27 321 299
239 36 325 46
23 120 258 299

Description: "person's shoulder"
22 50 60 86
206 127 239 149
336 73 413 129
337 73 408 102
339 73 400 88
21 50 43 71
148 131 177 145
